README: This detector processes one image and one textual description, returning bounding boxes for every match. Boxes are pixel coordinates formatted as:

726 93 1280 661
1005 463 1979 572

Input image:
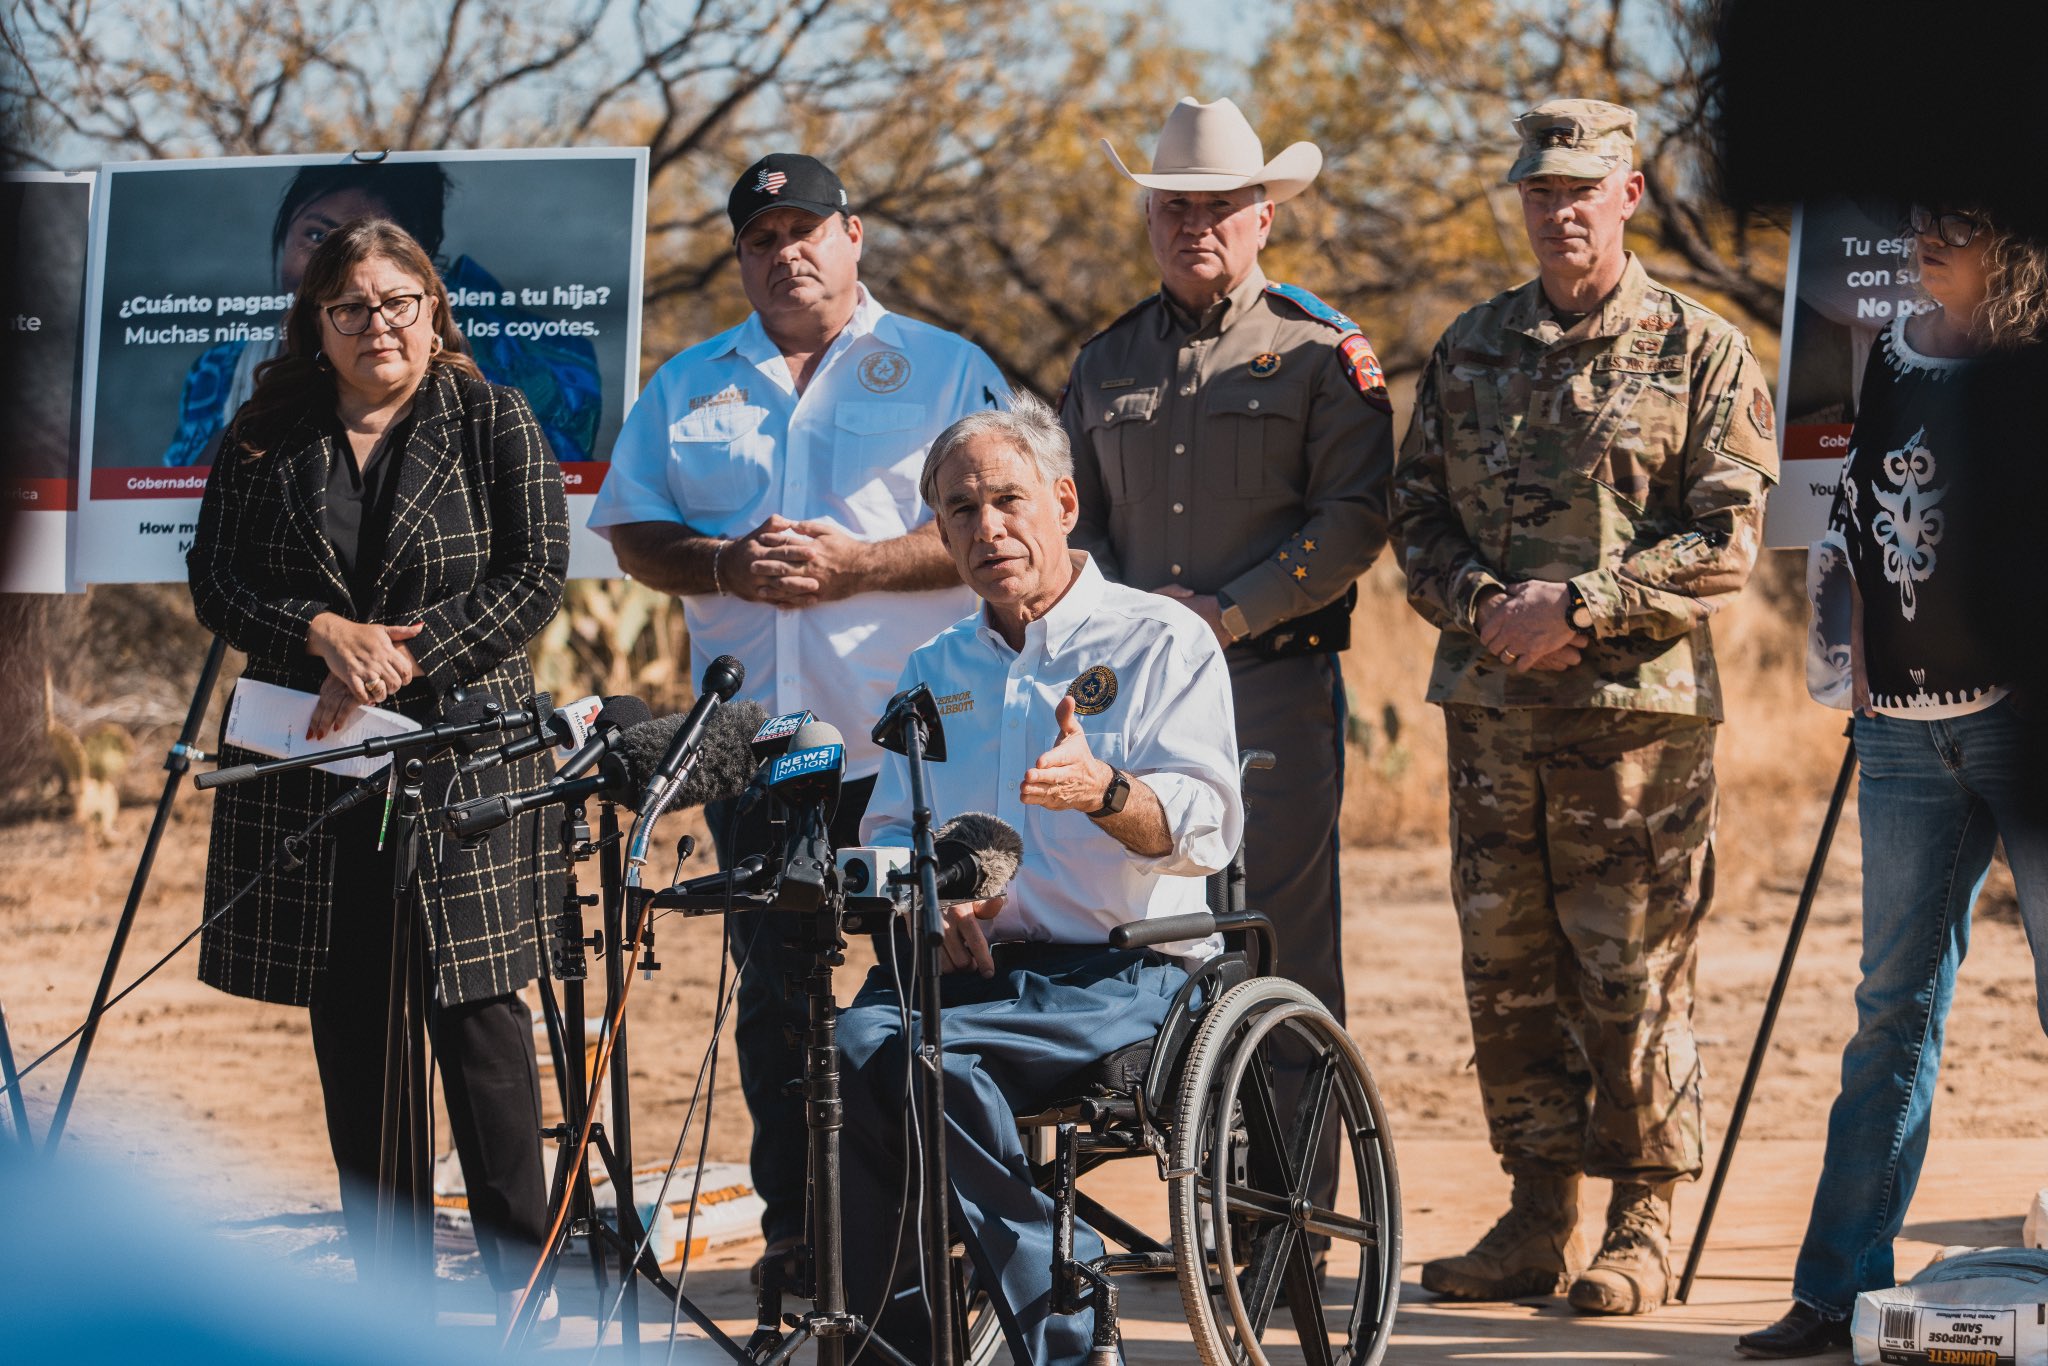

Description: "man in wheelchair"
838 392 1245 1364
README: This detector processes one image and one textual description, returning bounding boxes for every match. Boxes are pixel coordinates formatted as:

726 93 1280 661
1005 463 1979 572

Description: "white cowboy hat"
1100 96 1323 204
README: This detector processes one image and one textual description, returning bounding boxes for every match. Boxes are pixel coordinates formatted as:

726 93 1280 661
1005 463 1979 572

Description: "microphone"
615 701 766 811
637 655 745 820
749 709 815 760
764 720 846 913
927 812 1025 903
441 702 765 841
460 693 606 774
555 696 655 779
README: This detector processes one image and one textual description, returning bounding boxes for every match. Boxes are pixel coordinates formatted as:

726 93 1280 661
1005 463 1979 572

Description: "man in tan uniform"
1392 99 1777 1314
1060 96 1395 1240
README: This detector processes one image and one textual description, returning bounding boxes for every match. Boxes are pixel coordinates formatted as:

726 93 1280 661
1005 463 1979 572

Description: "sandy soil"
3 774 2045 1350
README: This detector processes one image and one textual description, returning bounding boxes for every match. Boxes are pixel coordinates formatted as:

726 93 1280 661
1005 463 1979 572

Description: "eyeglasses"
324 293 425 336
1908 206 1985 249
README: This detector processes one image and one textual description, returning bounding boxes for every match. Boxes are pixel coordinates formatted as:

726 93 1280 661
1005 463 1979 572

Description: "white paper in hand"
223 678 421 779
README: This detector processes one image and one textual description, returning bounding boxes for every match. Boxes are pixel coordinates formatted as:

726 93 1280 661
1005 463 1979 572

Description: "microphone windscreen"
671 701 768 807
615 713 684 789
788 719 844 752
594 695 653 733
934 811 1024 900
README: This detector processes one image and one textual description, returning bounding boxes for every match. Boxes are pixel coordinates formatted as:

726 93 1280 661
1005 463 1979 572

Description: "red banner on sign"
2 478 78 510
1782 423 1853 463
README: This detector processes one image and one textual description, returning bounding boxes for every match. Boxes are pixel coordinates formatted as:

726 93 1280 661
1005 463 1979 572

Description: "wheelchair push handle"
1240 749 1275 778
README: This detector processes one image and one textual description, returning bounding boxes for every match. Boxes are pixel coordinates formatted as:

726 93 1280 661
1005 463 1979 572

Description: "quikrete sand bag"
1854 1248 2048 1365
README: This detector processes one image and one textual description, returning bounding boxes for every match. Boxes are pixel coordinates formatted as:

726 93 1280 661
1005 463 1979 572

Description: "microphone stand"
45 633 227 1153
375 756 436 1299
507 798 749 1357
873 682 956 1366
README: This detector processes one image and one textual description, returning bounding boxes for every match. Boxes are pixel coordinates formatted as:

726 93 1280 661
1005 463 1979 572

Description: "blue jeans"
1794 699 2048 1316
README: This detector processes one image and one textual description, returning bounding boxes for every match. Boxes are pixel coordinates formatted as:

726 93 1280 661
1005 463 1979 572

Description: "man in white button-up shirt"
587 153 1008 1265
838 393 1242 1365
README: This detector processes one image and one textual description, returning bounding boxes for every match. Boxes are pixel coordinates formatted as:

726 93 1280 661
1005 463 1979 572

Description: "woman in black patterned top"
187 219 567 1332
1745 208 2048 1359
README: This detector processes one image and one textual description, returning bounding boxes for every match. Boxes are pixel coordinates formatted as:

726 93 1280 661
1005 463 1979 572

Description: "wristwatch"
1090 767 1131 819
1565 582 1594 631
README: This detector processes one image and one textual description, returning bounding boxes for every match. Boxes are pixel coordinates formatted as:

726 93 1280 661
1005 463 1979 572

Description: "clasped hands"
721 514 872 607
1474 580 1590 673
305 611 422 740
941 696 1113 978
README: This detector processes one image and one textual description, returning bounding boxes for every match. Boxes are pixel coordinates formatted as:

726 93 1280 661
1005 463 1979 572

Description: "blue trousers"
838 943 1187 1366
1794 700 2048 1315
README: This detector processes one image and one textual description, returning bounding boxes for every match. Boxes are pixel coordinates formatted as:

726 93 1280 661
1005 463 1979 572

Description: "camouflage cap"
1506 99 1637 184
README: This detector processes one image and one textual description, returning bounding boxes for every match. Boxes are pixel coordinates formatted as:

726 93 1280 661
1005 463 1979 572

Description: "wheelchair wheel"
1168 978 1401 1365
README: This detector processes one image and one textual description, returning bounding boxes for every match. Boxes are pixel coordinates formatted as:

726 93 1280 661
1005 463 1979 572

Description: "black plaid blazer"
187 365 570 1007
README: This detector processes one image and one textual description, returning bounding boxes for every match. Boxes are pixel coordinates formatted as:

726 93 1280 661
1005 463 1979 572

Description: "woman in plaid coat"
187 217 568 1327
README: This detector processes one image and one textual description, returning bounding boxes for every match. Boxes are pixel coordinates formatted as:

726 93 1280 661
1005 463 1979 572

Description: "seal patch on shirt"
858 350 911 393
1067 665 1119 716
1249 351 1281 378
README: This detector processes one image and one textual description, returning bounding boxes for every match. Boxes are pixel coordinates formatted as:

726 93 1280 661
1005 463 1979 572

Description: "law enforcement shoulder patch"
1338 333 1393 414
1269 282 1392 414
1067 665 1118 716
1264 282 1358 333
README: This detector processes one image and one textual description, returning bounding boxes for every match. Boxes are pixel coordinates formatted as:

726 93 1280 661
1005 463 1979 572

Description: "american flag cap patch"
755 169 788 195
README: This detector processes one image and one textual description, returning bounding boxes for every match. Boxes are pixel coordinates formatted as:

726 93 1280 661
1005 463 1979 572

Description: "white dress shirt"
589 287 1008 777
861 554 1244 955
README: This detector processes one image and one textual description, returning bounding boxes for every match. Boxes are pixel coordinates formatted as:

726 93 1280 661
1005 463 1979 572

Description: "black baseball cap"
727 154 850 237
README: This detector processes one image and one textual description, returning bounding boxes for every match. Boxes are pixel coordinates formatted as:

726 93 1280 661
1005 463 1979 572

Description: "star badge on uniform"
1291 566 1307 581
1302 539 1316 552
1067 665 1119 716
1250 352 1281 378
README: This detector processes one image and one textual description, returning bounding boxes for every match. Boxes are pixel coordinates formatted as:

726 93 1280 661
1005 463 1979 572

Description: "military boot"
1568 1179 1676 1315
1421 1172 1587 1301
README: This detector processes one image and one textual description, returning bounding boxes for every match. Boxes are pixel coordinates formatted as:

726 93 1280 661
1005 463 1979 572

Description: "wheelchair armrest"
1108 912 1216 950
1108 910 1277 975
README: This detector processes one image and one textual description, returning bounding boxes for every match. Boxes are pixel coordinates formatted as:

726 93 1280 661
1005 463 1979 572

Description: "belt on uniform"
1232 584 1356 660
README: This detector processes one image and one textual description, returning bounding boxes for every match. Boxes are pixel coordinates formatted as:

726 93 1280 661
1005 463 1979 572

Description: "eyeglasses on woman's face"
324 293 425 336
1909 205 1985 249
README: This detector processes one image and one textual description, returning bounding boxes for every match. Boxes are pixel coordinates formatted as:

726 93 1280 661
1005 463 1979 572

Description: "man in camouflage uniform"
1061 96 1396 1235
1391 99 1777 1315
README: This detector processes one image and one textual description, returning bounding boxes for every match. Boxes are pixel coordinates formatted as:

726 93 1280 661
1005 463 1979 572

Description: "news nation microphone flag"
73 147 647 585
1 171 94 594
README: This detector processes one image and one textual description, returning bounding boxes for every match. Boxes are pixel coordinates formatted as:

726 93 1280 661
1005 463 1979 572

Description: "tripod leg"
46 634 226 1154
0 995 33 1149
1675 733 1857 1302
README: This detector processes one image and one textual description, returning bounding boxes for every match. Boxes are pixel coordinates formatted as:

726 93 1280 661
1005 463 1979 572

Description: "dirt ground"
3 771 2046 1357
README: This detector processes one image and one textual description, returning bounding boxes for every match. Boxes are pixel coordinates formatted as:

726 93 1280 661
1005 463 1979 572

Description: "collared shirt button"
1170 563 1183 575
1172 502 1184 514
1247 399 1260 411
1181 385 1195 396
1173 443 1186 455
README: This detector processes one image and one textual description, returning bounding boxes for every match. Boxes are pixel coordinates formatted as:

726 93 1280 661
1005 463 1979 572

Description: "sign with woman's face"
75 148 648 584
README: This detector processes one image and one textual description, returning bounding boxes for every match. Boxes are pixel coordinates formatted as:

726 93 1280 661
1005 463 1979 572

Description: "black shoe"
1735 1303 1852 1358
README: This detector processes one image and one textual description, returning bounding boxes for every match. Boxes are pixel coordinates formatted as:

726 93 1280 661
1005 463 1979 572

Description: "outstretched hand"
1020 696 1113 812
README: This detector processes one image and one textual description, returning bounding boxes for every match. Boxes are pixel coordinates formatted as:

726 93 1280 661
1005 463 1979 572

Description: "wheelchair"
960 749 1403 1366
